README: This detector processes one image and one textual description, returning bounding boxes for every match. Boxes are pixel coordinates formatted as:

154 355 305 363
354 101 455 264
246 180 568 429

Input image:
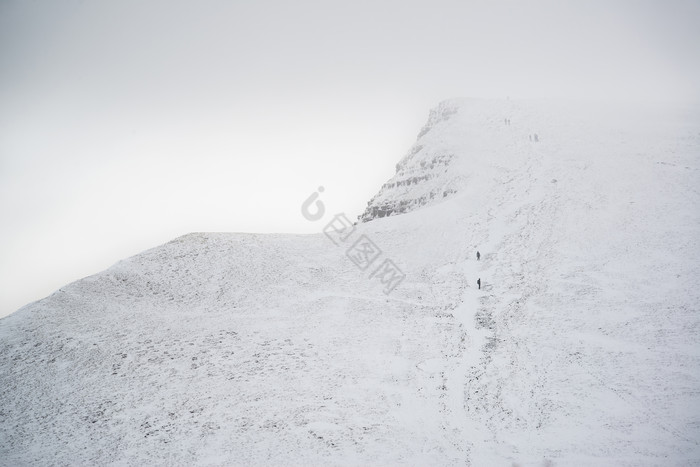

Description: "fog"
1 0 699 317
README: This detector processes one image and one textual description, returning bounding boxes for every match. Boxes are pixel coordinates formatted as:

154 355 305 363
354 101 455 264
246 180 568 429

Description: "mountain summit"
2 99 699 465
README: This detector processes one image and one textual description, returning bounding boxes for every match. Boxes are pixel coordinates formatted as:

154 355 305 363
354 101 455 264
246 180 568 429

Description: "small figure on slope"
477 278 481 290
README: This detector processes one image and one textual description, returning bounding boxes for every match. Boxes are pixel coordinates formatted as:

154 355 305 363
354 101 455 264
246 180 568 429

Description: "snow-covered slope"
2 99 699 466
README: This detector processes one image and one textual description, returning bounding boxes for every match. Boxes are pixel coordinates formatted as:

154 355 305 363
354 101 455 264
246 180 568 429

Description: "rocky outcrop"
359 100 461 222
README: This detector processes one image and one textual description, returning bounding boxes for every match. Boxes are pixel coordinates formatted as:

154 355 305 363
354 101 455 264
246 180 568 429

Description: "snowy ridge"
359 98 533 222
2 99 700 466
359 99 463 222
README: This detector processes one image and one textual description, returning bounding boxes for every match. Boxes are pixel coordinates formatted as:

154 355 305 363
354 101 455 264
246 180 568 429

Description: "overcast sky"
1 0 699 318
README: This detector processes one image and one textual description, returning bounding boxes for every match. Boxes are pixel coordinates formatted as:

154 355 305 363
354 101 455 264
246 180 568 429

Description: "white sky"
1 0 699 318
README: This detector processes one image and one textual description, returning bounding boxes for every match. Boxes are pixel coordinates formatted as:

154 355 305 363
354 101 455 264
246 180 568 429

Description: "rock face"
359 100 462 222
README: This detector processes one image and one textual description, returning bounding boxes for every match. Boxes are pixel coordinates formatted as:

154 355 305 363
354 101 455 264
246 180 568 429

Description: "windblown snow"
2 99 699 466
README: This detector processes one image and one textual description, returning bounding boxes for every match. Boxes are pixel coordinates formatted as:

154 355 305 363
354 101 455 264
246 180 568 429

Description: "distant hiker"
477 278 481 290
476 251 480 261
534 133 539 142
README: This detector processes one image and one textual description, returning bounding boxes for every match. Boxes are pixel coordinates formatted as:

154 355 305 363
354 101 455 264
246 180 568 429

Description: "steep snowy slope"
2 99 699 466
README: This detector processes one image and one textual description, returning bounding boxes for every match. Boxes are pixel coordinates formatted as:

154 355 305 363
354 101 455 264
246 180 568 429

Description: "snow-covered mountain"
2 99 699 466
